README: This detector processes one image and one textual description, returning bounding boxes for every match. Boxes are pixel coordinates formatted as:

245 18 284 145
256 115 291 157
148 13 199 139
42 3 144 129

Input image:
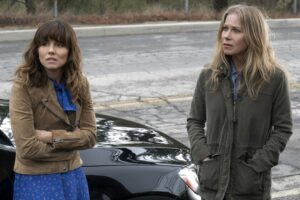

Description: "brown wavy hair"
15 19 84 101
209 4 281 99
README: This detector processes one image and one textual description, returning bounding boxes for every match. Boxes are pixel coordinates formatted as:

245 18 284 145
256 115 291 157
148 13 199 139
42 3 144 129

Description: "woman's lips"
46 58 57 62
223 43 232 48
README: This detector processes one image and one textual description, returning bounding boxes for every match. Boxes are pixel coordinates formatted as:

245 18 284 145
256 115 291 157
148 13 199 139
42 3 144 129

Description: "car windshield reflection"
96 118 174 146
109 147 190 165
0 117 14 146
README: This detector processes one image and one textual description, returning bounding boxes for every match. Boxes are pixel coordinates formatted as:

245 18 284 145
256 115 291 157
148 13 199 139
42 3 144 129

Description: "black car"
0 99 200 200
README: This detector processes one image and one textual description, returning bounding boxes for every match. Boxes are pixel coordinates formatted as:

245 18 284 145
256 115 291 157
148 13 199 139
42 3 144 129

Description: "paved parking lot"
1 20 300 199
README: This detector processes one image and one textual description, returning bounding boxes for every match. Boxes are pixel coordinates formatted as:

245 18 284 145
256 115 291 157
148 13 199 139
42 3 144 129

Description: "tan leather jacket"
9 77 97 174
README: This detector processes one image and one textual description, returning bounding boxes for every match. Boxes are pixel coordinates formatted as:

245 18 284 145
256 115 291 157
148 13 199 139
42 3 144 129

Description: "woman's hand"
202 157 212 162
35 130 53 143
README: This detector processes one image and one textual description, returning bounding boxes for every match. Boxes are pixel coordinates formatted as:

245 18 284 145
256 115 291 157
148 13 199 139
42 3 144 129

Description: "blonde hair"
15 19 84 101
209 4 279 99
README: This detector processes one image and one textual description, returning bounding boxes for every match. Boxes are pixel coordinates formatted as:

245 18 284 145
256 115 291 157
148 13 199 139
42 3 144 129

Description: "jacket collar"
217 63 230 81
39 81 81 127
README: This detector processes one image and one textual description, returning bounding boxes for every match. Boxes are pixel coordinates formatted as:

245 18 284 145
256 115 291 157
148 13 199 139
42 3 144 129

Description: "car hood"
81 145 191 167
80 113 191 166
0 99 191 166
95 113 188 148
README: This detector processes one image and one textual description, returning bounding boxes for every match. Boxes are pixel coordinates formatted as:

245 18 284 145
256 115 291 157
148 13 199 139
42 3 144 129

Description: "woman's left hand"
35 130 53 143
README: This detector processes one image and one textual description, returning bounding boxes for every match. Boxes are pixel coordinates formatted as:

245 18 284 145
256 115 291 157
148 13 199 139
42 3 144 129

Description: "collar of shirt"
230 62 240 100
51 79 77 112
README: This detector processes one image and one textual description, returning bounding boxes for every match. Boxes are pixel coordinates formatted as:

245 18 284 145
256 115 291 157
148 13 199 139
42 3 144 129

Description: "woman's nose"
224 30 232 40
48 42 55 53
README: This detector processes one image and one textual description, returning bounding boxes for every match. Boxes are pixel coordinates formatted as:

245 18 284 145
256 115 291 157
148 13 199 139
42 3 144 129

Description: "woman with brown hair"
10 19 96 199
187 4 292 200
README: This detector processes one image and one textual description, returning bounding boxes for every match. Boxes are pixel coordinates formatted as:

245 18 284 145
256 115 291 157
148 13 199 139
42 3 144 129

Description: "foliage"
1 0 296 14
0 0 298 27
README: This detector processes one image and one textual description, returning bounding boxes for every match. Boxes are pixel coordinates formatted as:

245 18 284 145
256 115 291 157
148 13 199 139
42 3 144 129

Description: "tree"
25 0 35 14
9 0 36 14
212 0 228 12
146 0 159 4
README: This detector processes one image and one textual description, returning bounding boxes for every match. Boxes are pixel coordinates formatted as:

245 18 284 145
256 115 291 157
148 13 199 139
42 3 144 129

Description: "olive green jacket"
187 67 292 200
10 76 96 174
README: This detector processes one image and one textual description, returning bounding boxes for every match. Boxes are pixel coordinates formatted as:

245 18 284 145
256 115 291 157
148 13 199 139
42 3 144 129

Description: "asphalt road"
0 26 300 199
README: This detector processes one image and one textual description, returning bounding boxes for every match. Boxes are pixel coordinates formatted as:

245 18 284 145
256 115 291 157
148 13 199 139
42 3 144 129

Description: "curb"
0 18 300 42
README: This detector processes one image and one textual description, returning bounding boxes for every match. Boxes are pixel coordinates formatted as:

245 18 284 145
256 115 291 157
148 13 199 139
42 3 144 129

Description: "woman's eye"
233 28 241 33
40 42 48 46
222 26 228 31
56 43 65 47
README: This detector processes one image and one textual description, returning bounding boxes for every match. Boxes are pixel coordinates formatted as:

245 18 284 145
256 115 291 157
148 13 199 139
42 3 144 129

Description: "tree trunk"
212 0 228 12
25 0 35 14
146 0 160 4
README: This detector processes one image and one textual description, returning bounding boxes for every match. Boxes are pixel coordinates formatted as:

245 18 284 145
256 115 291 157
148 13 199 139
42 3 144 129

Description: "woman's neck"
232 56 245 74
45 69 63 83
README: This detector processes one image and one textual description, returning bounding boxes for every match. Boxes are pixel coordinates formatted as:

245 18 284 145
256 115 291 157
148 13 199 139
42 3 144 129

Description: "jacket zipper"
53 137 80 144
228 99 237 197
233 100 237 123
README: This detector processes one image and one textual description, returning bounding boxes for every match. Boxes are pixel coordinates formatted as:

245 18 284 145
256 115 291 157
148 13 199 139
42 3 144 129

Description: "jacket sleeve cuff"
246 157 270 173
51 130 68 144
191 145 211 164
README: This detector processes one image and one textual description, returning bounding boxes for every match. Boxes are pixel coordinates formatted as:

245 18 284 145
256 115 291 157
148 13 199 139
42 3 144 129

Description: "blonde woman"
187 5 292 200
10 19 96 199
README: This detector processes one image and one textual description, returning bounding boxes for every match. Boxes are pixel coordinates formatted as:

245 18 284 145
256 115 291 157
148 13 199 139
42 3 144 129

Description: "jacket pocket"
233 160 263 194
198 156 220 191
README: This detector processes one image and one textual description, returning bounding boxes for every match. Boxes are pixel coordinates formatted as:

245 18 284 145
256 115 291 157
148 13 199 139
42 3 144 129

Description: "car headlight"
178 164 201 200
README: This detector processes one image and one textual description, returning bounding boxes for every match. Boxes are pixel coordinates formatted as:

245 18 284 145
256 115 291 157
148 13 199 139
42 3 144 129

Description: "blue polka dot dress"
13 167 90 200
